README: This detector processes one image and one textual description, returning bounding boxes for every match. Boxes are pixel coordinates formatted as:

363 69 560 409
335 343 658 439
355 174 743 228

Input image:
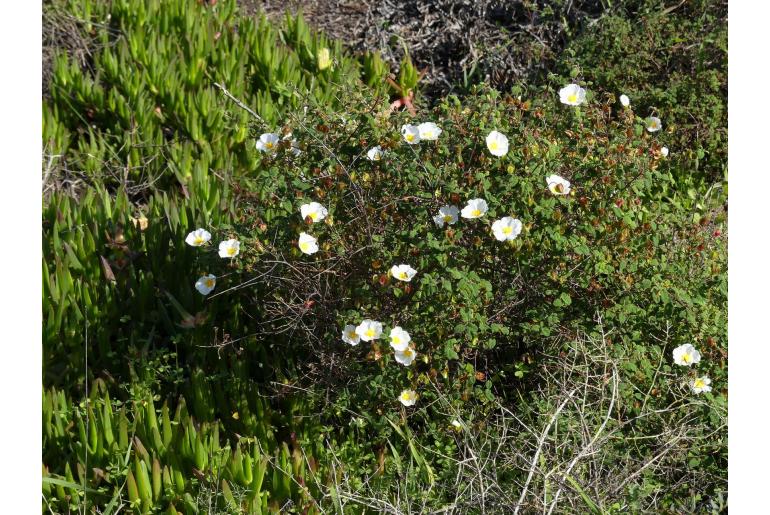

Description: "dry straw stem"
326 319 724 513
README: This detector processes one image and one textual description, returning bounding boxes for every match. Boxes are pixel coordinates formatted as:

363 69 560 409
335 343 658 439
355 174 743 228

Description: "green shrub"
556 0 727 190
201 81 726 508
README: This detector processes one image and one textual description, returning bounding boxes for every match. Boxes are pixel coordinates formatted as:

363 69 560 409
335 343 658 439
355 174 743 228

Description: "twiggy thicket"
43 0 726 512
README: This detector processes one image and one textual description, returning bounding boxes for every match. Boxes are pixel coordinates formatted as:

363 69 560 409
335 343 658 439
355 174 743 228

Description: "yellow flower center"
443 215 453 222
347 331 357 339
194 236 205 245
694 379 705 388
399 272 409 279
266 142 273 149
406 134 415 142
227 247 236 256
550 183 564 194
401 392 413 401
205 279 214 288
472 209 481 217
489 141 498 150
366 329 376 338
567 93 577 103
403 349 413 357
300 242 310 252
682 353 691 363
310 212 319 221
392 336 401 344
502 226 512 235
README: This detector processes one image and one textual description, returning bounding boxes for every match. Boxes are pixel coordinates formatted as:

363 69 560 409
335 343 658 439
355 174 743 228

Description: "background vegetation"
42 0 727 512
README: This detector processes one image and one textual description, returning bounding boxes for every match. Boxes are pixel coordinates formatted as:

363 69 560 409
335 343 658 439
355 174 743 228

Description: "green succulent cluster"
44 0 392 192
43 379 324 513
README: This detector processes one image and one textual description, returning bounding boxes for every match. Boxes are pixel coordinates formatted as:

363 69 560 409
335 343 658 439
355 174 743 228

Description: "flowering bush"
207 82 725 433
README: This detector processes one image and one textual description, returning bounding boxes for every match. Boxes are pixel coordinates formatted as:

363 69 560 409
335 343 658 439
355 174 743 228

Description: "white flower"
450 419 464 429
461 198 488 219
491 217 523 241
486 131 509 157
398 389 417 407
672 344 701 367
645 116 662 133
356 320 383 342
185 228 211 247
394 347 417 366
256 133 281 153
195 274 216 295
433 205 460 228
401 124 421 145
417 122 442 141
283 133 301 156
389 326 411 351
690 376 712 394
391 264 417 282
367 145 384 161
546 174 571 195
559 84 586 106
300 202 328 223
298 232 319 255
660 146 669 157
619 94 630 107
218 239 240 258
341 324 360 346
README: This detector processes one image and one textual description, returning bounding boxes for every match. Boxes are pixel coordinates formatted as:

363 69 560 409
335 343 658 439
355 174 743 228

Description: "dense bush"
42 0 727 512
556 0 727 189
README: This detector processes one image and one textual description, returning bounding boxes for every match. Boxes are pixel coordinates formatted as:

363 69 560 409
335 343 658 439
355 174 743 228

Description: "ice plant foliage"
185 228 211 247
399 389 417 407
486 130 509 157
690 376 712 394
356 320 383 342
341 324 360 346
218 239 240 258
417 122 442 141
491 217 523 241
255 133 281 153
195 274 216 295
389 326 411 351
461 198 488 219
546 174 571 195
300 202 328 223
298 232 319 255
433 205 460 228
391 264 417 282
559 84 586 106
401 124 421 144
367 145 384 161
645 116 663 133
673 343 701 367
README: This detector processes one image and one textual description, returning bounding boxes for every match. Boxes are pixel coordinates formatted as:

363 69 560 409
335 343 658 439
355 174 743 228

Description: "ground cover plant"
42 0 727 512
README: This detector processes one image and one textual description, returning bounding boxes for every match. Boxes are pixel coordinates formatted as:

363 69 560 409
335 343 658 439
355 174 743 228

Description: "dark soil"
244 0 609 100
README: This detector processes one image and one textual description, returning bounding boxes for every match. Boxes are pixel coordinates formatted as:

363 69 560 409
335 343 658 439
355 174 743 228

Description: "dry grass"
248 0 609 101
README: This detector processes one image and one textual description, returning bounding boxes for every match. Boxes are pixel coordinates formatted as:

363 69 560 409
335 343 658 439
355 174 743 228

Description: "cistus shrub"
557 0 727 190
42 0 726 511
204 81 725 498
